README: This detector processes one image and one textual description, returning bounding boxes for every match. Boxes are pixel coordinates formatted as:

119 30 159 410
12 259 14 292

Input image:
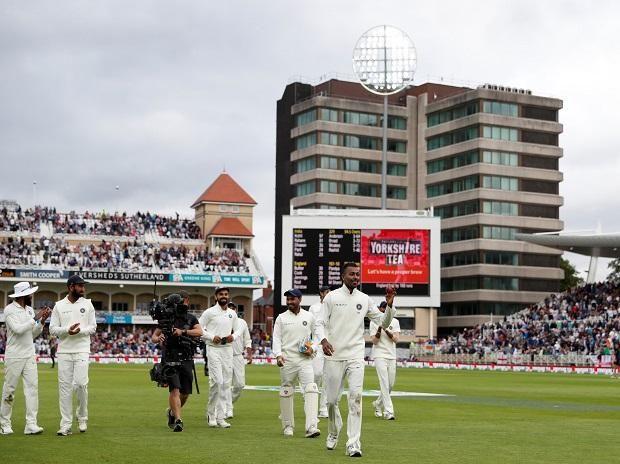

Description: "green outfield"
1 364 619 463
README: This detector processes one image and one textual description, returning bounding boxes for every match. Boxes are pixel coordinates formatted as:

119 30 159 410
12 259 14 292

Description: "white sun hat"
8 281 39 298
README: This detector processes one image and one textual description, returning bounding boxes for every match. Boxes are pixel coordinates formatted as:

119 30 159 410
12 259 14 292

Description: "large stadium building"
0 173 268 328
275 78 564 330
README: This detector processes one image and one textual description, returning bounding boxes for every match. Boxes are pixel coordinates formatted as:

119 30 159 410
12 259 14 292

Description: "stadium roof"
191 172 257 207
208 217 254 237
515 233 620 258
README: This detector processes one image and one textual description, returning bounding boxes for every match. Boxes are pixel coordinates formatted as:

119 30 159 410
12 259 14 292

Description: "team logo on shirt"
228 314 232 318
80 308 85 313
356 304 362 311
302 321 308 326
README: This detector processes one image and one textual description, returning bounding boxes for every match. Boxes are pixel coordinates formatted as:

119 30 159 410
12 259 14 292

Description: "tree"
560 257 584 291
608 258 620 284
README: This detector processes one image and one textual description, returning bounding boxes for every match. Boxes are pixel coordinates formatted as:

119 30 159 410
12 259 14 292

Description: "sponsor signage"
17 269 68 279
104 313 133 324
169 274 264 285
70 271 169 282
132 315 157 325
0 268 16 278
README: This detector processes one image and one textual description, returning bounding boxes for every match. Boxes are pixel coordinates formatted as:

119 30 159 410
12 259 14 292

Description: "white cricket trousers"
57 352 90 429
0 357 39 428
207 347 232 421
324 358 365 450
374 357 396 415
226 354 246 413
280 359 316 431
312 353 328 413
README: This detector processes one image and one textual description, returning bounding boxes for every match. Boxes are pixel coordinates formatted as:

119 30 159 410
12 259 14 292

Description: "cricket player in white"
370 301 400 420
308 285 330 418
225 302 252 418
0 282 51 435
316 262 396 457
49 274 97 436
272 288 320 438
199 286 238 428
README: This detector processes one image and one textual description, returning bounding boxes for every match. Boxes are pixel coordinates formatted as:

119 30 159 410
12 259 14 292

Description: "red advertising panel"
360 229 430 284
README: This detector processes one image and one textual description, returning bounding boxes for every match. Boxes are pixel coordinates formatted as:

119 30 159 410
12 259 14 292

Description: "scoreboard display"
281 211 440 307
292 228 430 296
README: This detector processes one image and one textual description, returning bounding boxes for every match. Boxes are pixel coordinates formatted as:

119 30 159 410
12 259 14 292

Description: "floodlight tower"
352 25 417 209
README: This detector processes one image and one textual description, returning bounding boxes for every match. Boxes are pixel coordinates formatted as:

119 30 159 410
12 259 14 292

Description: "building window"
520 204 559 218
522 106 557 122
427 126 479 150
320 132 339 146
387 140 407 153
482 125 518 141
344 183 379 197
387 187 406 199
521 130 558 146
319 108 338 122
520 179 558 194
320 156 338 170
482 201 518 216
427 175 479 198
482 176 518 191
295 181 316 197
295 132 317 150
435 201 479 219
388 116 407 130
427 150 479 174
482 251 518 266
295 157 316 173
343 111 378 126
482 277 518 291
482 101 518 117
320 180 338 194
112 302 129 312
482 226 517 240
441 226 479 243
441 251 479 267
482 150 518 166
295 109 317 127
427 101 479 127
520 155 558 170
387 164 407 176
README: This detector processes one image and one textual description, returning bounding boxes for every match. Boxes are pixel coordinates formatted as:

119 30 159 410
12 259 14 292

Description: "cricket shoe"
57 428 72 436
372 399 382 418
384 413 395 421
346 446 363 458
283 426 294 437
0 424 14 435
167 409 175 429
24 424 44 435
326 434 338 450
305 425 320 438
173 419 183 432
318 410 328 419
207 415 218 427
216 419 231 428
78 420 88 433
225 410 234 419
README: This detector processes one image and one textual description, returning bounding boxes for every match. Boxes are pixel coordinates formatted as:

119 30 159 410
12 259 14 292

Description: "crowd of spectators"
439 282 620 358
50 210 201 240
0 205 53 233
0 236 250 273
0 204 201 240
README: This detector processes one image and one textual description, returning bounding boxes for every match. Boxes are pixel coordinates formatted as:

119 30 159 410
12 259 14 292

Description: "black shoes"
173 419 184 432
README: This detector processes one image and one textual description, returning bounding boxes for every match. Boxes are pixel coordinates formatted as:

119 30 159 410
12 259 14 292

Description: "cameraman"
151 294 203 432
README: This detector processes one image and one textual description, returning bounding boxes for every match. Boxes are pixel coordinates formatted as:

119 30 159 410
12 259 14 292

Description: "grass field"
1 364 619 463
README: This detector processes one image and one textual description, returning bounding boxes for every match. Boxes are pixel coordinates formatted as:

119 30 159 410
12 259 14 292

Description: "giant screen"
292 228 430 296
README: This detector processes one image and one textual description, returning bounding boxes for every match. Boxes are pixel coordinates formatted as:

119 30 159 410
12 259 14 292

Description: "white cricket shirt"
232 317 251 356
199 304 238 348
315 285 395 361
3 301 44 359
49 296 97 354
272 308 315 362
370 317 400 360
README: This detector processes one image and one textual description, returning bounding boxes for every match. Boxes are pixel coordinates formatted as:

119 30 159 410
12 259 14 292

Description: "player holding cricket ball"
315 262 396 457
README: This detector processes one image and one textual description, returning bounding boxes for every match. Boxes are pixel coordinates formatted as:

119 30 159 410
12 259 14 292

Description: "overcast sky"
1 0 618 282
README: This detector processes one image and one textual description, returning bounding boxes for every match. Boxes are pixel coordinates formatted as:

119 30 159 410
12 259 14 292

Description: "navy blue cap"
67 274 88 286
214 286 230 294
283 288 302 298
319 285 331 292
